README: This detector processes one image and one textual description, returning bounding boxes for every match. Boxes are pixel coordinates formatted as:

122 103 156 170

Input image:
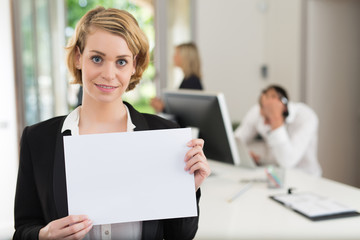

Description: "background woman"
150 42 203 113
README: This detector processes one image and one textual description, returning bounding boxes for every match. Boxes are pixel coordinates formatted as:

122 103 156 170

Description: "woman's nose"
102 62 116 80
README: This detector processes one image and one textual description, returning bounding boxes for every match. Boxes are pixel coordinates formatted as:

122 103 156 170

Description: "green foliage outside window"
66 0 156 114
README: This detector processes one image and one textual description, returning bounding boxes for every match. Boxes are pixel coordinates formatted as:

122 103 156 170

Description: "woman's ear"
75 46 82 69
132 55 137 74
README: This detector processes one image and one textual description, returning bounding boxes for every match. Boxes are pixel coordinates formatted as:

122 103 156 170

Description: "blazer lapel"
53 127 71 218
124 101 149 131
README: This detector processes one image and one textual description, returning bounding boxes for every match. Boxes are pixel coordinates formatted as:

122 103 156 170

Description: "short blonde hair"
65 6 150 91
176 42 202 79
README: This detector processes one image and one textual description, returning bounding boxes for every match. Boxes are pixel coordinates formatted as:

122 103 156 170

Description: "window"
13 0 63 127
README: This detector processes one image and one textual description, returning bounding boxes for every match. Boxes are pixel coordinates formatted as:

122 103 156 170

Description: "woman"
13 7 211 240
174 42 203 90
150 43 203 113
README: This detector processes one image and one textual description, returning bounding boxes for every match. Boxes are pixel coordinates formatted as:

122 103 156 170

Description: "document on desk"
270 192 360 221
63 128 197 225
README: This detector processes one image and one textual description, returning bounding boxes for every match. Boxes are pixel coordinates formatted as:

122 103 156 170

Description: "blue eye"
117 59 127 66
91 56 102 64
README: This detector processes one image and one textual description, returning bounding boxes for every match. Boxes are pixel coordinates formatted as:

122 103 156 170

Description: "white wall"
195 0 302 123
0 0 18 238
306 0 360 187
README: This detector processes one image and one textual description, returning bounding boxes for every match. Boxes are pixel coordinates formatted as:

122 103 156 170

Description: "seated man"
234 85 322 176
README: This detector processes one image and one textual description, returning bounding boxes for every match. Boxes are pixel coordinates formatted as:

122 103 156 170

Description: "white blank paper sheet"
63 128 197 225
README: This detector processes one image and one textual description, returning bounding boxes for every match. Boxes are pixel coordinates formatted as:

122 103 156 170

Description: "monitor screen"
163 89 240 165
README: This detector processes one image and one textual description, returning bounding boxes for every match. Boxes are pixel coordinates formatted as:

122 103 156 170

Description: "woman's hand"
150 97 165 113
39 215 92 240
184 139 211 190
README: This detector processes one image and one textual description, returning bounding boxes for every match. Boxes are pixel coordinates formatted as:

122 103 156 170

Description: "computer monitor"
163 89 241 166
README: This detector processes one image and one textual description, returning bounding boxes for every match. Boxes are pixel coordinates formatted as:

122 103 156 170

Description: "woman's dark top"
179 74 203 90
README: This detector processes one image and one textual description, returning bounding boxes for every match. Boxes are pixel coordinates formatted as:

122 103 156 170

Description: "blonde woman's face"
173 48 182 67
76 28 136 104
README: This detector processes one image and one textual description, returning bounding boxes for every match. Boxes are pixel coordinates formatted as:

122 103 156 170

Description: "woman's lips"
95 83 118 92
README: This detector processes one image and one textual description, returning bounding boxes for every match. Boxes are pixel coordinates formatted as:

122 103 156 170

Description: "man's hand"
249 151 261 166
260 92 285 130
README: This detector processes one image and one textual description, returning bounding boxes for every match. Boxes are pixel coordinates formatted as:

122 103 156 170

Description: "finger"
64 223 93 240
50 215 88 237
62 219 93 238
62 215 90 227
52 215 89 238
189 161 210 175
185 151 208 171
184 146 204 162
186 152 209 171
187 138 204 148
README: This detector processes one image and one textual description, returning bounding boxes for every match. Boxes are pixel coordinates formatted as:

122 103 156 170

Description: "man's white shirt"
234 102 322 177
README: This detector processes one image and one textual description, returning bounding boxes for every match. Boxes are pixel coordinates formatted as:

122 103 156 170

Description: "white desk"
195 160 360 240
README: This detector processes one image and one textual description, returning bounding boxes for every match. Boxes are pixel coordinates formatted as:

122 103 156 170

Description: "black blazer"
13 102 200 240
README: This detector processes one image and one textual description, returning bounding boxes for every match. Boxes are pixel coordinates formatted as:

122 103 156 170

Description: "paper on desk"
273 193 357 217
63 128 197 225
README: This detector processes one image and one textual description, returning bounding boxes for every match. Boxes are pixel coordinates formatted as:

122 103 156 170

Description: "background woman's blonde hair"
65 6 149 91
176 42 202 79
